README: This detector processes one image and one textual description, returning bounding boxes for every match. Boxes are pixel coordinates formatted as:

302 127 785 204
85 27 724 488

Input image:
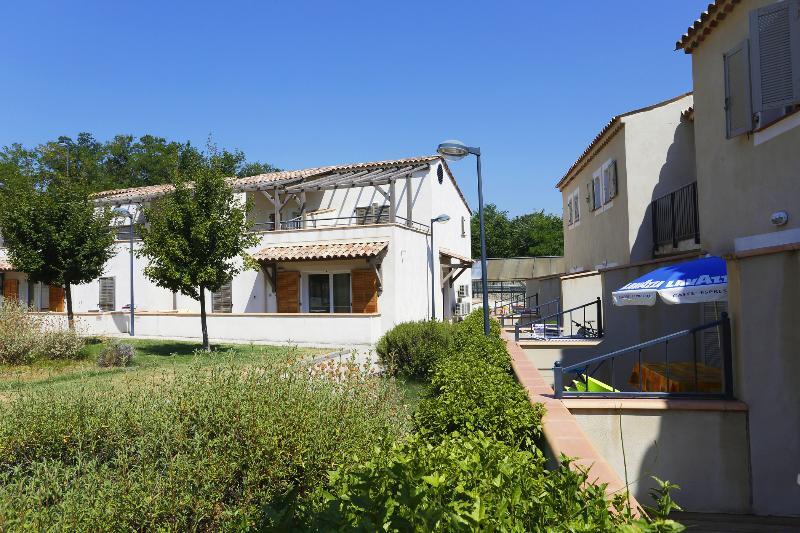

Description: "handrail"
554 312 733 400
250 215 431 234
514 297 601 342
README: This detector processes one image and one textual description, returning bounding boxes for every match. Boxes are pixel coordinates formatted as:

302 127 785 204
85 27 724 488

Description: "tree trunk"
64 282 75 331
199 285 209 351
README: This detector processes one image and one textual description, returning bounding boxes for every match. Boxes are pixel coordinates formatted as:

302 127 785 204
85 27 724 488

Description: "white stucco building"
52 155 472 347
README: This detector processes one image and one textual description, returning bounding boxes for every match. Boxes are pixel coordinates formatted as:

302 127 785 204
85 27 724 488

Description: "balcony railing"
651 181 699 253
251 215 430 234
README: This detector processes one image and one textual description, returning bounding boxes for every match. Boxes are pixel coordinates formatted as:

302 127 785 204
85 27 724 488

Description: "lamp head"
432 214 450 224
437 140 470 161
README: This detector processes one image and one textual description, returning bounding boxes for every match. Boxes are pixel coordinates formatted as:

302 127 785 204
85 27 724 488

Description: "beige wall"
727 250 800 516
562 131 630 272
692 0 800 254
624 97 697 262
560 94 695 272
560 272 602 329
571 405 750 513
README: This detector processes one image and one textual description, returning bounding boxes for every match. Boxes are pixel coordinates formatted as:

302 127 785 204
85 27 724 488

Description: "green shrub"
0 300 84 364
376 320 455 378
457 308 502 338
96 339 135 367
296 432 682 532
415 352 543 447
0 354 408 530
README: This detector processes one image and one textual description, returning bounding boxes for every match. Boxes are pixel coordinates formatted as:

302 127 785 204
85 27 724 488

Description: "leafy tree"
0 176 115 330
137 150 260 350
471 204 563 258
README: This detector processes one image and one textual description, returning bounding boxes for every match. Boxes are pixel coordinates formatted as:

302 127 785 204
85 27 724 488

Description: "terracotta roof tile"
252 240 388 262
439 248 473 263
676 0 741 54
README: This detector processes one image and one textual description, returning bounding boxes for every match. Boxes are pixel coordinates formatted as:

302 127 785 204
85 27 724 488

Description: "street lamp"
112 207 135 336
57 140 71 177
437 140 490 336
430 213 451 320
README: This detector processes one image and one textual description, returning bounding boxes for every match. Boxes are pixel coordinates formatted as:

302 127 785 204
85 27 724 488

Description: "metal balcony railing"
651 181 700 252
554 313 733 400
515 297 602 342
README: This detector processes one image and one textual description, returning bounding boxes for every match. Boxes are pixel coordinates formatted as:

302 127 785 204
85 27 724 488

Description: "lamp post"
57 140 71 177
112 207 135 336
430 213 451 320
437 140 490 336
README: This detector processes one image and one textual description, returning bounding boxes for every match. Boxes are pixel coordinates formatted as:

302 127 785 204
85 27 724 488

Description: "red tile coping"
504 333 641 514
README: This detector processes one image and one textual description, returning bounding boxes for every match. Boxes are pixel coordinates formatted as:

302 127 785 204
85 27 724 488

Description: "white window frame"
592 168 603 213
303 271 352 313
593 162 615 215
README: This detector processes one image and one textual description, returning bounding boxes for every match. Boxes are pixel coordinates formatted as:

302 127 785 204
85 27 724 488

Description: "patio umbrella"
612 255 727 306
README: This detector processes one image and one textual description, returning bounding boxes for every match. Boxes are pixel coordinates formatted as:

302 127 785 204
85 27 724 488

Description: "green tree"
471 204 563 258
0 176 115 329
137 151 260 350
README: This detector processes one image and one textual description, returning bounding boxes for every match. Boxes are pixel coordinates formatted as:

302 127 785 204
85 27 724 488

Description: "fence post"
721 312 734 400
514 324 520 343
596 296 603 338
554 362 563 399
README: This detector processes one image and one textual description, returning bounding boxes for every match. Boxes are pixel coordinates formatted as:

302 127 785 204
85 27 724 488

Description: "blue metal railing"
553 312 733 399
514 297 601 342
496 293 542 327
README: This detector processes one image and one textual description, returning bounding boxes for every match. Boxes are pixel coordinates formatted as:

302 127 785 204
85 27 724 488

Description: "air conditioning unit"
458 285 468 298
457 301 471 316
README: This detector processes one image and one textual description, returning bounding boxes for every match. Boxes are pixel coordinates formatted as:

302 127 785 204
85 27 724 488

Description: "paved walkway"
504 333 641 513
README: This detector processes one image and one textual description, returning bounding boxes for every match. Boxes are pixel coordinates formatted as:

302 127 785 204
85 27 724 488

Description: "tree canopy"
0 133 279 193
137 149 261 350
471 204 563 258
0 175 116 328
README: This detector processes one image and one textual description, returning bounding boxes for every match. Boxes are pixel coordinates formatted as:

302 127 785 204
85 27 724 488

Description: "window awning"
252 241 388 262
439 248 473 264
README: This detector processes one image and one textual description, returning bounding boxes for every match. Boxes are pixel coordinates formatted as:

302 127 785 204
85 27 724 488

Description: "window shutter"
276 271 300 313
567 197 573 225
351 269 378 313
3 278 19 302
723 39 754 138
48 285 65 312
212 281 233 313
99 277 115 311
573 190 580 222
607 160 618 199
602 166 612 204
750 1 800 113
592 175 602 210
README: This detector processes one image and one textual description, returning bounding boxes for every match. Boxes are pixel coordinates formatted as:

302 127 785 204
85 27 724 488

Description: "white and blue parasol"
612 256 727 306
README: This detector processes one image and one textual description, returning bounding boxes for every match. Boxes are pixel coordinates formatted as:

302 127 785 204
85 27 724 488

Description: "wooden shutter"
99 277 115 311
750 0 800 113
212 281 233 313
276 271 300 313
3 279 19 301
724 39 754 138
351 269 378 313
49 286 65 312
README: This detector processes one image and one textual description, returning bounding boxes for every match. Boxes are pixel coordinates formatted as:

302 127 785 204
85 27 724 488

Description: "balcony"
651 181 700 256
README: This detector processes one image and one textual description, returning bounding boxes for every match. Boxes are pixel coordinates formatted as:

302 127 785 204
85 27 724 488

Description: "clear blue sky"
0 1 706 216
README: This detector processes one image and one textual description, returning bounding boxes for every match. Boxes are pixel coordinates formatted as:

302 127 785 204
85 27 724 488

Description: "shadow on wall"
630 119 697 263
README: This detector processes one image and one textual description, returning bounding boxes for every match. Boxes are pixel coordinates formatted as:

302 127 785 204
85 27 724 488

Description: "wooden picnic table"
629 361 722 393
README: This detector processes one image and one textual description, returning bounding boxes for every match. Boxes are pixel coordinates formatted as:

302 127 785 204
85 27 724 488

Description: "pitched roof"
556 92 693 191
251 240 388 262
0 249 14 272
675 0 742 54
92 155 470 212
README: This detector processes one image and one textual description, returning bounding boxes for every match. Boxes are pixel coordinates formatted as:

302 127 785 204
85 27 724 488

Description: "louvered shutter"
750 0 800 113
573 190 580 222
276 271 300 313
49 286 65 312
212 281 233 313
351 269 378 313
567 197 573 225
724 39 754 138
607 160 618 199
3 278 19 301
99 277 115 311
602 165 612 204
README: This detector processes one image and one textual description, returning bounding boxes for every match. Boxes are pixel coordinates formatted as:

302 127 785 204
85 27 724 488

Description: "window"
212 281 232 313
566 197 573 225
354 203 390 225
99 277 115 311
461 216 466 237
602 159 617 203
725 1 800 137
308 273 351 313
592 169 603 211
572 188 581 222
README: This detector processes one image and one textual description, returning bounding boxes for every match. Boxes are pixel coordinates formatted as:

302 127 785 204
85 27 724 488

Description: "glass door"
308 274 330 313
332 273 351 313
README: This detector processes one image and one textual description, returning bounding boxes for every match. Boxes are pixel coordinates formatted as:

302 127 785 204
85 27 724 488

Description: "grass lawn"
0 338 326 399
